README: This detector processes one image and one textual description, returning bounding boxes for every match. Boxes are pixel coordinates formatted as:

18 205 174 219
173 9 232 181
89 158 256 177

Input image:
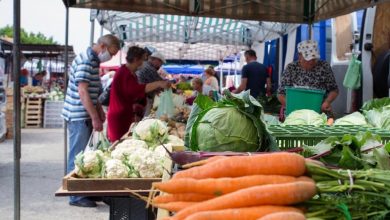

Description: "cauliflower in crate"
103 159 132 178
115 139 149 150
133 119 169 148
127 147 165 178
74 150 105 178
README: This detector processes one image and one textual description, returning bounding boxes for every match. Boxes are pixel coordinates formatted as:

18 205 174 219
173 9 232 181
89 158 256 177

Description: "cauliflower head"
74 150 104 178
133 119 168 148
115 139 148 150
103 159 130 178
111 147 138 161
127 148 164 178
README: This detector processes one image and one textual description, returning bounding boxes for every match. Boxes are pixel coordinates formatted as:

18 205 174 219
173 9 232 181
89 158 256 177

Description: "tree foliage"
0 25 57 44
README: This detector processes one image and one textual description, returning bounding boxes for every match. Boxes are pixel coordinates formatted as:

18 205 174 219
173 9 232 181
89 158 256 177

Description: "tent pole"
90 10 95 47
219 60 223 93
64 6 69 176
308 24 313 40
13 0 21 219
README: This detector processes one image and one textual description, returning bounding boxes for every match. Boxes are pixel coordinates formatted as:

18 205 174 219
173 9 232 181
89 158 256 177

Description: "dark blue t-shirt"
241 61 268 98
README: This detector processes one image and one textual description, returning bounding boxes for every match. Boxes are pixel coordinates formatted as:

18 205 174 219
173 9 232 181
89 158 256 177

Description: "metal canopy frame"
63 0 390 24
93 10 298 60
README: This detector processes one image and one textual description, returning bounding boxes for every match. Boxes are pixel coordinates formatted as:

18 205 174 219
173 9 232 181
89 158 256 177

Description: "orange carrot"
153 193 215 203
173 153 306 179
185 206 302 220
258 211 306 220
182 156 227 169
170 181 316 220
154 175 301 196
154 201 197 212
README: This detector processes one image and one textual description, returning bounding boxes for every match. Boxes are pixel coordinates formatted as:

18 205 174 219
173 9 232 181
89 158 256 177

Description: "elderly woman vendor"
277 40 339 114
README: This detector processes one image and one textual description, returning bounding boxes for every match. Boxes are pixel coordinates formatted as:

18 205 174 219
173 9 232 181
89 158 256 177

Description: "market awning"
63 0 390 24
91 11 296 60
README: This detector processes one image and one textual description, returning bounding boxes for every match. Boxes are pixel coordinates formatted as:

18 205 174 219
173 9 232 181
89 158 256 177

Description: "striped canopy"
64 0 389 23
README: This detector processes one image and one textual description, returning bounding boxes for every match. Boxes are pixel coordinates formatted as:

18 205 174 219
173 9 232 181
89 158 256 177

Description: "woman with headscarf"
277 40 339 116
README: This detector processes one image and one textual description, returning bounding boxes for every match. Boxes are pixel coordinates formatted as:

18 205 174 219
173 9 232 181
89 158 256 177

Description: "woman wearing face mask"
107 46 171 142
277 40 339 118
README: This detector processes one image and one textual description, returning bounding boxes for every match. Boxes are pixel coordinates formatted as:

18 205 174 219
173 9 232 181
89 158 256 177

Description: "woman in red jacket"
107 46 170 142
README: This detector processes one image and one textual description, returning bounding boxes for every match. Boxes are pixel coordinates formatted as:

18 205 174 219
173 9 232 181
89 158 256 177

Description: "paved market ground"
0 129 109 220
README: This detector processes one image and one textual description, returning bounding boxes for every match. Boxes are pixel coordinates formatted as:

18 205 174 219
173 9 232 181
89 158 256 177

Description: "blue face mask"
98 49 112 63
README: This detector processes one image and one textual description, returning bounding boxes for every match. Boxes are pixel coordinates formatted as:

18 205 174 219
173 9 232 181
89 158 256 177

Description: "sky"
0 0 108 54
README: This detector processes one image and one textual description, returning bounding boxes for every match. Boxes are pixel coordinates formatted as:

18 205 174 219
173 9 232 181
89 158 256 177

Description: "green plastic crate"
285 87 325 115
268 125 390 149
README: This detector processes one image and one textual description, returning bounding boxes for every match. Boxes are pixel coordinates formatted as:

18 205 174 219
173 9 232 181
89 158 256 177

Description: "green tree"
0 25 57 44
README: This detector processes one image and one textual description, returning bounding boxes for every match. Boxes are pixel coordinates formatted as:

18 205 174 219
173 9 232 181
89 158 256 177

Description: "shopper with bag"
61 34 120 207
107 46 170 142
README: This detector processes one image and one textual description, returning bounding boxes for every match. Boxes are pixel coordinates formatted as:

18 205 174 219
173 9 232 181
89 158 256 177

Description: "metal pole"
13 0 21 219
100 24 104 37
308 24 313 40
64 6 69 176
90 13 95 47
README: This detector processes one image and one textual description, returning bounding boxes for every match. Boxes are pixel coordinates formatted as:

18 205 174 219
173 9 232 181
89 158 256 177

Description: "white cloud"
0 0 108 54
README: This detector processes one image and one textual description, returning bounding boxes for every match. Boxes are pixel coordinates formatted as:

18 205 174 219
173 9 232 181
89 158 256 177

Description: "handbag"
343 55 362 89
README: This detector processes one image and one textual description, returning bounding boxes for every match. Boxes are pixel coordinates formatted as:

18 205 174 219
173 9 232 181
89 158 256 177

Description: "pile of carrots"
152 152 316 220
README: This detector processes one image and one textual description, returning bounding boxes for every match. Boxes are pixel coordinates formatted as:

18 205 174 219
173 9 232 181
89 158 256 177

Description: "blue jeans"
67 119 93 203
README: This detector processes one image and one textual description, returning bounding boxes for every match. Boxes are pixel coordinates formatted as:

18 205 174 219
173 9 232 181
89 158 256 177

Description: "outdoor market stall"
7 0 390 220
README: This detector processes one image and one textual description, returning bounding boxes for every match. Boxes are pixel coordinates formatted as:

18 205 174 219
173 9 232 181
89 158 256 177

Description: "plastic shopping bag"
85 131 110 152
156 89 175 118
343 55 362 89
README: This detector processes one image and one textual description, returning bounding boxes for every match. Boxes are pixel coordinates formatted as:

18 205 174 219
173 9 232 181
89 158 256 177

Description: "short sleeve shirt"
241 61 268 98
62 47 101 121
278 60 338 96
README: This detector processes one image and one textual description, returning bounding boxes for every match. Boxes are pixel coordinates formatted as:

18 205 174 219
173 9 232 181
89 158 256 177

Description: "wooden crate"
63 157 173 192
25 97 43 128
63 172 161 191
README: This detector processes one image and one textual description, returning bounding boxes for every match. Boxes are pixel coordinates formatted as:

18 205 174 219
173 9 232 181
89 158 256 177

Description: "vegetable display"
153 152 315 220
74 119 181 179
283 109 327 126
302 132 390 170
185 90 276 152
333 112 368 126
362 97 390 130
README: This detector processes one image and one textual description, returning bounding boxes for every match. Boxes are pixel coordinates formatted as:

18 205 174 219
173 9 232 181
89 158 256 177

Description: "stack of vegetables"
47 87 64 101
74 119 183 179
152 152 316 220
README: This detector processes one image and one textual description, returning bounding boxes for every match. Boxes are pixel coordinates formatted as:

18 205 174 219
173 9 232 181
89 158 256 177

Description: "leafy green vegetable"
283 109 327 126
334 112 368 126
305 162 390 219
303 132 386 169
176 82 192 90
186 90 277 152
361 97 390 112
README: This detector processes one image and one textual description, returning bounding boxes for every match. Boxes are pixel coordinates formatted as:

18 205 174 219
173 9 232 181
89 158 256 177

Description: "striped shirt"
61 47 102 121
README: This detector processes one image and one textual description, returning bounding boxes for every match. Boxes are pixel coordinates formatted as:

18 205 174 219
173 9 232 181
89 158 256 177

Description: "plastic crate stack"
44 100 64 128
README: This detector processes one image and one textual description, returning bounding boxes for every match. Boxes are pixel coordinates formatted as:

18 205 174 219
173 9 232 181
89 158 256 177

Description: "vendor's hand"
92 117 103 132
160 81 171 89
321 101 332 112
